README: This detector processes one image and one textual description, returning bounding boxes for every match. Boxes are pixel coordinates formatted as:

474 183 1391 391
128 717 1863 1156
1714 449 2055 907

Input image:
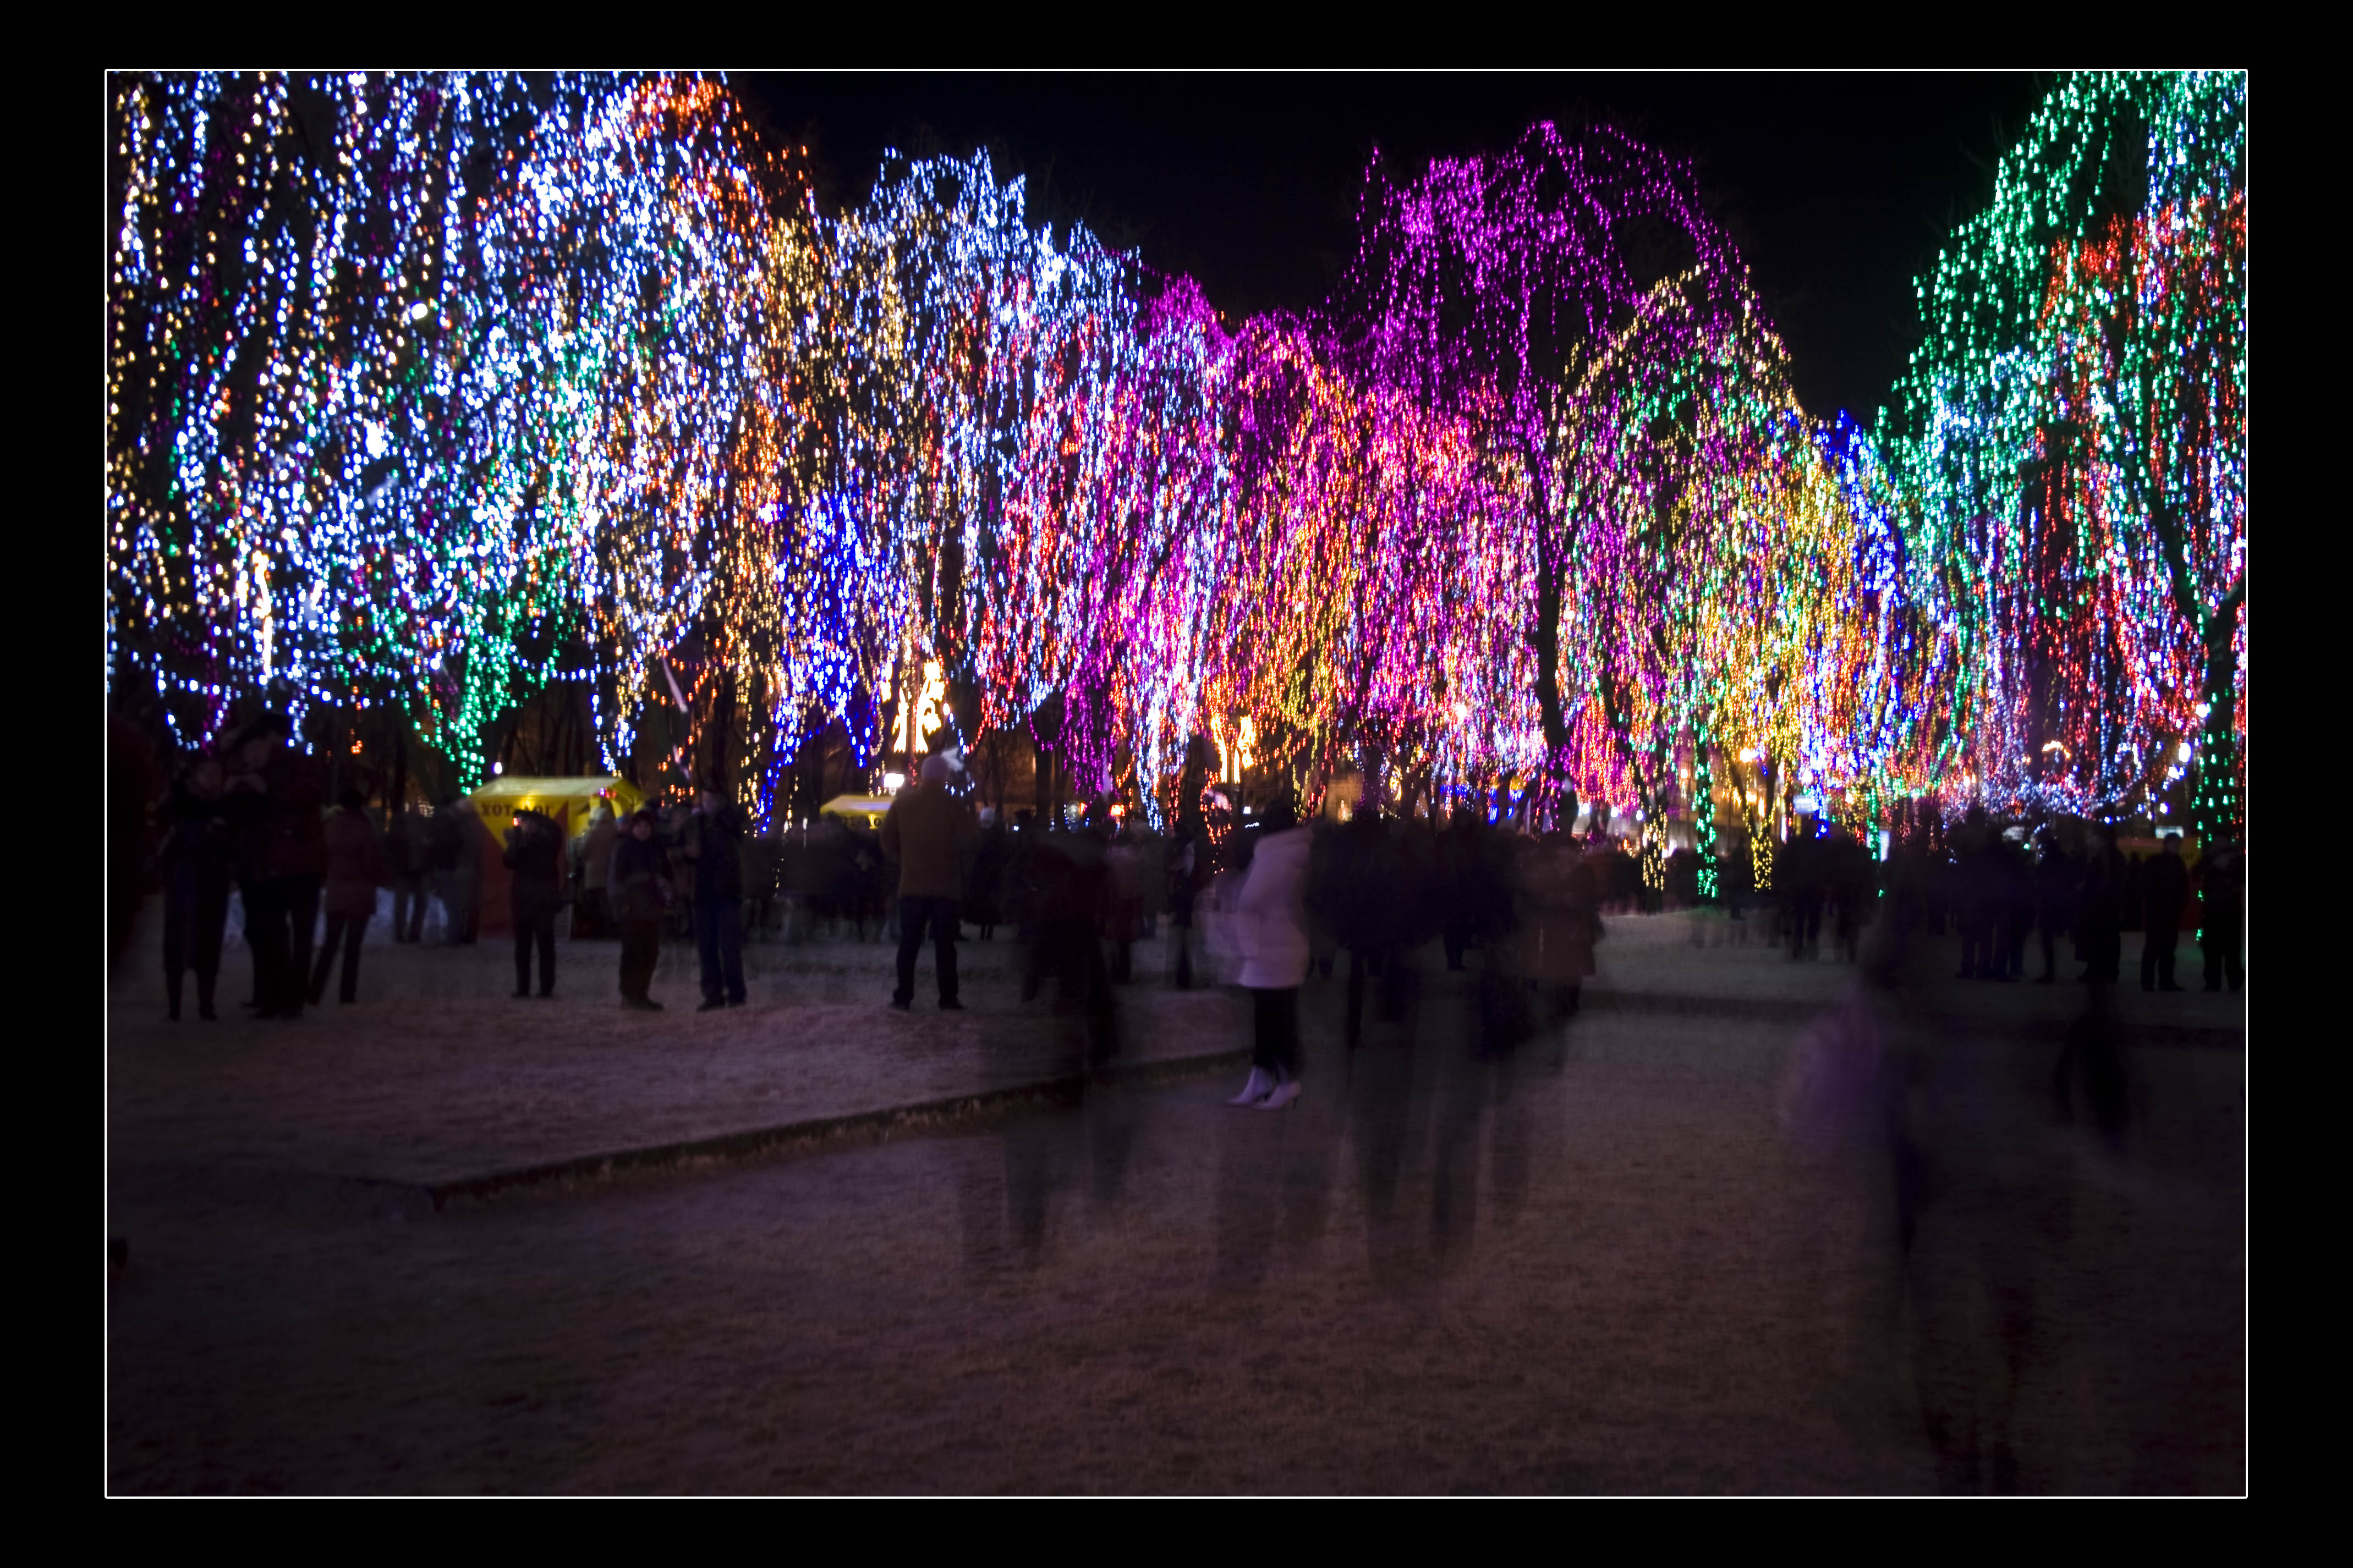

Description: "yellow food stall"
818 794 893 832
468 775 646 844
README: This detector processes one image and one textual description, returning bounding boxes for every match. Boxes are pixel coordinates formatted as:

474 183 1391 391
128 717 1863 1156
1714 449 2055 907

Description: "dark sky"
731 72 2052 424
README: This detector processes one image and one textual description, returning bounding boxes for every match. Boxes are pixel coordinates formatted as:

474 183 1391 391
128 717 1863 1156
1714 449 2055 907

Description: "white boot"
1227 1066 1275 1106
1258 1076 1302 1111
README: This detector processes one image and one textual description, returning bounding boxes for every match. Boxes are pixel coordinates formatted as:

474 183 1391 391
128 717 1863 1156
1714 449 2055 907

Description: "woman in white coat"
1227 799 1313 1110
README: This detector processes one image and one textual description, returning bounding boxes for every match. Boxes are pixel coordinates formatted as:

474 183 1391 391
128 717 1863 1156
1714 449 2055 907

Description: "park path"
106 910 2241 1197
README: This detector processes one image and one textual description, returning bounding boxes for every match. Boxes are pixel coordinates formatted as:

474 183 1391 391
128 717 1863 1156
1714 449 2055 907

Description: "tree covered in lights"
1879 70 2245 833
1335 123 1738 808
108 71 2247 848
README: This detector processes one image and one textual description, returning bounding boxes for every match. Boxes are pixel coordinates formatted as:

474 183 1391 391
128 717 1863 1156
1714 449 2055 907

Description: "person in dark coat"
810 816 855 937
1105 816 1147 983
424 800 473 944
1827 827 1870 964
2139 832 2191 992
2195 838 2244 992
1441 808 1509 970
1949 806 1992 978
1998 832 2034 979
503 807 564 998
2076 826 2126 983
681 788 747 1010
969 820 1011 940
2033 829 2076 983
881 752 979 1011
162 753 234 1021
1164 820 1202 987
223 712 328 1018
309 788 386 1005
607 808 673 1009
1718 829 1754 938
1313 806 1432 1044
1785 819 1825 962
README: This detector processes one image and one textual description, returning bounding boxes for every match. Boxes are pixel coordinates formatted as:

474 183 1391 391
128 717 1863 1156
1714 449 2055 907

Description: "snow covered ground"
106 911 2240 1193
106 982 2244 1493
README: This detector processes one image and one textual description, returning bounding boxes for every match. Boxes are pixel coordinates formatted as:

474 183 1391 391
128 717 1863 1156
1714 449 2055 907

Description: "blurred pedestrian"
1951 806 1994 978
1019 817 1114 1063
424 798 475 945
2053 969 2129 1134
682 786 748 1010
223 711 326 1019
1719 829 1754 941
1316 806 1433 1044
1829 826 1871 964
881 752 978 1011
309 788 385 1005
1665 841 1698 910
503 807 563 999
1106 816 1145 983
2001 832 2034 980
743 824 780 942
969 818 1011 940
1439 808 1483 971
577 800 617 940
1165 820 1202 988
161 752 233 1021
608 808 672 1010
2196 838 2244 993
2033 829 2076 983
1227 799 1312 1110
2138 831 2190 992
386 802 425 943
1516 832 1599 1020
1786 818 1825 962
2077 825 2125 983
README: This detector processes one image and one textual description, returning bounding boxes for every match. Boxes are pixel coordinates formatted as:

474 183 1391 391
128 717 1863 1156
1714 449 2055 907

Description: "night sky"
732 71 2053 426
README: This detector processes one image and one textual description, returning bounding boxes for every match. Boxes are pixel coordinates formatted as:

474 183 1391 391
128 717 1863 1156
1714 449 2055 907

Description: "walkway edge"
425 1047 1252 1211
1579 987 2244 1049
398 989 2234 1210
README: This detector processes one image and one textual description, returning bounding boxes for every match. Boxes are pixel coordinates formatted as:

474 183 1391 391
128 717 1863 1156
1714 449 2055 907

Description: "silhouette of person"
2195 838 2245 993
2138 831 2190 992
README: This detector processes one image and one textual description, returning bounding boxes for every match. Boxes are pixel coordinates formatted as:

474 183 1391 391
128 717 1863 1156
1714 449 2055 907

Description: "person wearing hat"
880 750 978 1011
607 808 674 1010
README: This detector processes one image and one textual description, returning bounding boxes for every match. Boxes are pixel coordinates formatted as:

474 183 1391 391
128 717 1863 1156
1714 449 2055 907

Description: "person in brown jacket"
881 751 979 1010
310 789 387 1005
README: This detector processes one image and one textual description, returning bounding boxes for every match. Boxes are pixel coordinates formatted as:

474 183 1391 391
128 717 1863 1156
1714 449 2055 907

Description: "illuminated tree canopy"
108 71 2246 836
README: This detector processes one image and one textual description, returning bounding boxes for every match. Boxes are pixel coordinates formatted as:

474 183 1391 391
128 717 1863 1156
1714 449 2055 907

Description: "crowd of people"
139 717 2244 1084
1800 806 2248 994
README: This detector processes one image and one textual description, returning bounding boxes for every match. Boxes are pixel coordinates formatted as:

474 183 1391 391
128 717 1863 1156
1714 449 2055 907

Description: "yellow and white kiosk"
468 774 646 844
817 794 893 832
